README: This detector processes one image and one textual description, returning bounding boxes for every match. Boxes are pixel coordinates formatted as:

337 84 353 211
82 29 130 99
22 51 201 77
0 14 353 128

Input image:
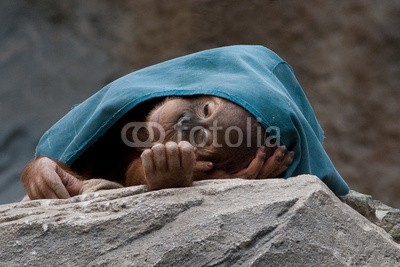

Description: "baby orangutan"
21 96 294 200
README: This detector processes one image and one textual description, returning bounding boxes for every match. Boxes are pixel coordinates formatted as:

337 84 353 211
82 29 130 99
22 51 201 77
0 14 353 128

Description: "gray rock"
0 175 399 267
341 190 400 243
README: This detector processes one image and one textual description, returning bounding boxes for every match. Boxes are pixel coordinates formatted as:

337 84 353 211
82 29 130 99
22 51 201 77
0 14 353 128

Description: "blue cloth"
35 45 349 195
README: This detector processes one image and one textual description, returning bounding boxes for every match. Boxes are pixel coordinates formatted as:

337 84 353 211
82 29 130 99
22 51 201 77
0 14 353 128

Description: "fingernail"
260 146 266 153
207 162 213 168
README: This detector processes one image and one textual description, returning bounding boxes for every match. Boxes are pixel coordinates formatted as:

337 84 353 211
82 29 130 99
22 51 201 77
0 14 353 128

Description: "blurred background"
1 0 399 206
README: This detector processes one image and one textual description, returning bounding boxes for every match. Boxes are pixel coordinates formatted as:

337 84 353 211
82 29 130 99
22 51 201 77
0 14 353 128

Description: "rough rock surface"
0 175 399 267
341 190 400 243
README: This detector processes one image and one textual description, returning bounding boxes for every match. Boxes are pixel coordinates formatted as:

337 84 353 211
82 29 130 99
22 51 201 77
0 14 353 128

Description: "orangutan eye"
203 103 210 117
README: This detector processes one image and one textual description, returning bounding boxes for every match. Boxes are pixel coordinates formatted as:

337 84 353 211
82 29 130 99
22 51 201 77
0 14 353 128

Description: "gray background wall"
1 0 399 207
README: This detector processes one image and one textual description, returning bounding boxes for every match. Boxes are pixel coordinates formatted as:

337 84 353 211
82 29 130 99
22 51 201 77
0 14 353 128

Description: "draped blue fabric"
35 45 349 195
